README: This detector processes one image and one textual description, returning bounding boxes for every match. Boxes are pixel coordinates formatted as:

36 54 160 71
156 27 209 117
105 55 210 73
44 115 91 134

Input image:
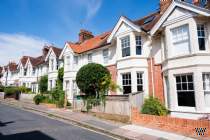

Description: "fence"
73 92 144 117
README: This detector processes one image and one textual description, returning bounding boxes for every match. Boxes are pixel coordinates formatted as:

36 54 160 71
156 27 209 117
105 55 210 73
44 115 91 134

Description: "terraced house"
1 0 210 119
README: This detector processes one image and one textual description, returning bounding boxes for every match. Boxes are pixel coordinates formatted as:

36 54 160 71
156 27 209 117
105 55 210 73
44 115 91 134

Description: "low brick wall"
132 108 210 138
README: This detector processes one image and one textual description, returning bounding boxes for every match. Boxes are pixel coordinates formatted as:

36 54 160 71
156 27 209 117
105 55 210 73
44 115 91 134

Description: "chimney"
160 0 172 13
42 46 50 56
193 0 200 6
79 29 94 43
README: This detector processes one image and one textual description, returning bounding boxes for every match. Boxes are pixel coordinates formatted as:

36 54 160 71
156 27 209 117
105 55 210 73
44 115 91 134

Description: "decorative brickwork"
132 108 210 138
147 58 165 103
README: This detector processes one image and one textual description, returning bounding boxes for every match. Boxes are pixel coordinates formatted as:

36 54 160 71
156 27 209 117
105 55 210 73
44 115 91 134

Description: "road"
0 103 114 140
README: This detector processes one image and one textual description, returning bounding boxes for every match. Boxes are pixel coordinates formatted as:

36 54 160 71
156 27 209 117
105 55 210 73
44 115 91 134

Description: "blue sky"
0 0 159 65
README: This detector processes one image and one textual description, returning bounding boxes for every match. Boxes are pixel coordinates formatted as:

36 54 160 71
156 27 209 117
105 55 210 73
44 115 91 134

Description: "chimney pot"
79 29 94 43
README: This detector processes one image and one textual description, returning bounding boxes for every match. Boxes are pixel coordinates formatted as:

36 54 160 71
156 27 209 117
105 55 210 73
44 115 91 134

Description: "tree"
38 75 48 94
76 63 117 111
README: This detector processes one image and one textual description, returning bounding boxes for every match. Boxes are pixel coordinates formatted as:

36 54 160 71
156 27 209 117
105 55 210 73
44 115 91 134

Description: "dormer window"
197 24 207 51
136 36 142 55
121 36 130 57
88 53 92 63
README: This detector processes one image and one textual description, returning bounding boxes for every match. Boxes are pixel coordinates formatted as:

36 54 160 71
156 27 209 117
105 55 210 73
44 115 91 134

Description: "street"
0 103 114 140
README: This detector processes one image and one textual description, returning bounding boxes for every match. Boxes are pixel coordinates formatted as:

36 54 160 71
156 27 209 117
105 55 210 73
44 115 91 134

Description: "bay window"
203 73 210 107
122 73 131 94
197 24 207 51
136 36 142 55
175 74 195 107
121 36 130 57
171 25 190 56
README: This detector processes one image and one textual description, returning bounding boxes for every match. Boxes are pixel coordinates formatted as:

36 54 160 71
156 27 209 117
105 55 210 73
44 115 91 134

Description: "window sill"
117 56 147 62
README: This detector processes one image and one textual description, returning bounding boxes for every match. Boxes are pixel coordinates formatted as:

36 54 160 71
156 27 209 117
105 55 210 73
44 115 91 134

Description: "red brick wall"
106 65 117 95
132 108 210 138
147 58 165 103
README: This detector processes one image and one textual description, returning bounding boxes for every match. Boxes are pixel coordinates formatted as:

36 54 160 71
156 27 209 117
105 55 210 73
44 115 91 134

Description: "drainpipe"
148 36 155 98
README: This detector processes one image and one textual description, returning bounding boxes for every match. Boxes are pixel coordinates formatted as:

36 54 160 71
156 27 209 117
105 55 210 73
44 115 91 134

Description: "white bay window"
203 73 210 107
171 25 190 56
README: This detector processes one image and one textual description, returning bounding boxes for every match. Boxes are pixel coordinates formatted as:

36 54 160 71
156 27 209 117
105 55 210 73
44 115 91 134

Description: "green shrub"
39 75 48 93
33 94 46 105
141 97 168 116
18 86 31 93
4 87 20 96
0 85 4 92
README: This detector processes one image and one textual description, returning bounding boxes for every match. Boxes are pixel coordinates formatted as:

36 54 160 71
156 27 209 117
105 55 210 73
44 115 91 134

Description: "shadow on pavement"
0 121 15 127
0 131 55 140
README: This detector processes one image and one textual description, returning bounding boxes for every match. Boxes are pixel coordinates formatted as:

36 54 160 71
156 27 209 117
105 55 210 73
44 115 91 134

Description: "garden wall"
132 107 210 138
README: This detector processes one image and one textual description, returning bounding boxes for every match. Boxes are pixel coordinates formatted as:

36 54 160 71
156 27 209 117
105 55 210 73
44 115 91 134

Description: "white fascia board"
150 0 210 35
107 16 141 43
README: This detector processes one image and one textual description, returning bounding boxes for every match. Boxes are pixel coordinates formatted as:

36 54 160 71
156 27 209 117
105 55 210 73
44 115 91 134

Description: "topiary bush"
141 97 168 116
33 94 46 105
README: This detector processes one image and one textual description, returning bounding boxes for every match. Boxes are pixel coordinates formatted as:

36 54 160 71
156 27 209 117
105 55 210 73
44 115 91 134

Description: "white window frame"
122 72 132 94
171 25 190 56
121 36 130 57
103 49 109 64
197 24 208 51
137 72 143 92
73 56 78 66
175 74 195 107
65 56 70 66
203 73 210 107
136 36 142 55
88 53 92 63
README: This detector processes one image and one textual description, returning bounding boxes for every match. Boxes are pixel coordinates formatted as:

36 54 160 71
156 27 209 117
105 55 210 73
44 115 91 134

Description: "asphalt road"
0 103 114 140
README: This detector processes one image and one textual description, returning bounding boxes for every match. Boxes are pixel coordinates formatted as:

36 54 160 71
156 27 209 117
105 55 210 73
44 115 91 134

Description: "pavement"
0 99 197 140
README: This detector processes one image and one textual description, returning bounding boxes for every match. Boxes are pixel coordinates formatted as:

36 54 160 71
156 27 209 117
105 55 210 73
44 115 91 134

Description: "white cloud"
76 0 102 21
0 33 49 66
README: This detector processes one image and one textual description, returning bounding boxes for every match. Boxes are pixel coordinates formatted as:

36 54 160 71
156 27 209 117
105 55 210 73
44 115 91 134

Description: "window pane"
197 24 206 51
121 36 130 57
122 73 132 94
198 38 206 50
171 25 190 56
177 91 195 107
176 74 195 107
136 36 142 55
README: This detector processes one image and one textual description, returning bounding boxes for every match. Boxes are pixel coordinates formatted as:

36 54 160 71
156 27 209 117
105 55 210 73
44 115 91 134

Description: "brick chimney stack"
160 0 172 13
79 29 94 43
193 0 200 6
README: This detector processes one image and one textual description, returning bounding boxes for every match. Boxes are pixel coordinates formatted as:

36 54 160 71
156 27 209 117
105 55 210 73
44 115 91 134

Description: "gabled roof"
28 56 46 67
45 46 62 61
20 56 30 67
150 0 210 35
67 32 111 54
8 62 18 72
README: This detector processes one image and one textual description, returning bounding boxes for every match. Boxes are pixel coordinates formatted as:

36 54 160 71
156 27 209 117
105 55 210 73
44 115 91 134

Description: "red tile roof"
67 32 111 54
